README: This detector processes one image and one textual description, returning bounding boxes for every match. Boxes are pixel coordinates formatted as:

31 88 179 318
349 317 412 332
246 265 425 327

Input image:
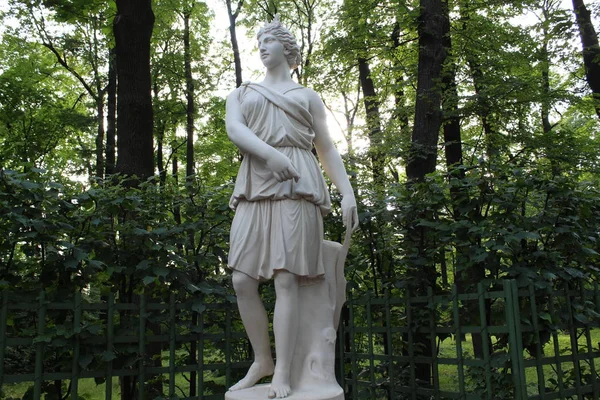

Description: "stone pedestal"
225 384 343 400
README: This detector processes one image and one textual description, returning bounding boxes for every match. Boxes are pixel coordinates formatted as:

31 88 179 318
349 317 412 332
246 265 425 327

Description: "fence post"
451 285 466 398
0 291 7 394
406 289 416 400
477 283 493 400
527 284 546 399
427 286 440 399
366 291 376 398
585 284 600 399
504 280 527 399
71 291 82 400
33 290 47 400
106 291 115 400
197 294 205 398
564 284 584 397
548 289 566 397
169 292 176 398
138 294 146 400
386 288 395 399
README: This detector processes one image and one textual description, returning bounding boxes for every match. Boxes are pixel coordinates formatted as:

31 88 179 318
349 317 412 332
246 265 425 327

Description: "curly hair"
257 14 302 69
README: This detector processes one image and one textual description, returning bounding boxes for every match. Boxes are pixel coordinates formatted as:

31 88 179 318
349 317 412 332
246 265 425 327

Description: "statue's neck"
263 64 293 86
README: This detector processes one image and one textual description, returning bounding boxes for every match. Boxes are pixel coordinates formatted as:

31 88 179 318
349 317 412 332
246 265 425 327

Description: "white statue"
225 15 358 399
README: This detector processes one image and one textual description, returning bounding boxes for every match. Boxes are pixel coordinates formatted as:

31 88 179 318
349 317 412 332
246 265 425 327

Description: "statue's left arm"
309 90 359 232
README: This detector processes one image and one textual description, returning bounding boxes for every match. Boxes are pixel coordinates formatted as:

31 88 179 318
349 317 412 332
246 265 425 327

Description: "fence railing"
0 291 249 400
1 280 600 399
340 280 600 399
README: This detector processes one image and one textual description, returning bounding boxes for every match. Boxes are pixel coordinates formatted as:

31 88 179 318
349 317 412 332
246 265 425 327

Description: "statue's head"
257 14 301 69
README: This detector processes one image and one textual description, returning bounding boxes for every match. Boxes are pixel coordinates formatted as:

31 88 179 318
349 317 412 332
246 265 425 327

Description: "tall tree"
406 0 448 181
458 1 502 160
571 0 600 118
404 0 449 385
151 0 185 186
390 19 412 144
183 5 196 178
226 0 244 87
113 0 155 180
113 2 156 395
358 57 385 192
106 48 117 176
333 0 391 192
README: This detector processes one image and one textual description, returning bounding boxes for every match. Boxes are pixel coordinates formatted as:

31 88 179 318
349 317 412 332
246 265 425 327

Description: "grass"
1 378 119 400
2 330 600 399
1 372 224 400
434 329 600 397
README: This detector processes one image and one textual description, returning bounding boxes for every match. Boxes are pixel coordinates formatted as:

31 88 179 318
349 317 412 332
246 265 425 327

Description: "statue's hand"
266 151 300 183
341 195 359 232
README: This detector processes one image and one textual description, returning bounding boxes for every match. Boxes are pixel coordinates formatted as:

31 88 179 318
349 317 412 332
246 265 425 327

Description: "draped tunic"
228 82 331 280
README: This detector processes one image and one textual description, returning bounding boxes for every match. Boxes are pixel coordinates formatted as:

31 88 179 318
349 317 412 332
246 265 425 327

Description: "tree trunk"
295 0 316 86
173 154 182 225
92 15 105 180
458 4 500 159
358 56 393 292
441 52 463 177
406 0 447 182
405 0 449 386
391 21 410 135
106 48 117 177
358 57 385 191
572 0 600 118
113 0 155 180
184 11 195 178
440 1 467 215
95 96 105 179
226 0 244 88
153 80 167 187
440 5 491 360
541 5 561 177
540 36 552 135
112 3 156 399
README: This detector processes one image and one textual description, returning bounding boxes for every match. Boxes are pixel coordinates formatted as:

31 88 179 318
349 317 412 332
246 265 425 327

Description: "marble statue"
224 15 358 400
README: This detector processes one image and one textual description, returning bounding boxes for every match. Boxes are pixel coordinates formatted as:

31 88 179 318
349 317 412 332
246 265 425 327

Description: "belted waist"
273 145 312 151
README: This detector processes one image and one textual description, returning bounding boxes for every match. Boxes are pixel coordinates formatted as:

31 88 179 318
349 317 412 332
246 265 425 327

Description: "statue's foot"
229 360 274 391
267 369 292 398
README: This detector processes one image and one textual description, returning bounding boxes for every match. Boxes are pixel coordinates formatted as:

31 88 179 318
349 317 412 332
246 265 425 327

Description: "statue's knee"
232 272 257 296
274 271 298 293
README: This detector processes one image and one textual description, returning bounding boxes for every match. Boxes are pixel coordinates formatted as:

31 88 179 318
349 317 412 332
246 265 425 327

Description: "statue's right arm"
225 90 299 182
225 90 276 161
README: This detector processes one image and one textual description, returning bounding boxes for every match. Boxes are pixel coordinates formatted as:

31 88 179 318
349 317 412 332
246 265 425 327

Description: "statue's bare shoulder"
302 87 326 117
227 84 248 104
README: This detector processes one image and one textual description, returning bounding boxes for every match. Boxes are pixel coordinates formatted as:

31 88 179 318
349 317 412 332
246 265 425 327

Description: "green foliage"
0 168 239 398
195 96 239 186
0 168 234 293
0 37 94 173
379 162 600 291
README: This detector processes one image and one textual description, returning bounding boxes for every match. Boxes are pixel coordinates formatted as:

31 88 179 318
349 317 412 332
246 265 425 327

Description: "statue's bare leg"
268 270 298 399
229 271 274 391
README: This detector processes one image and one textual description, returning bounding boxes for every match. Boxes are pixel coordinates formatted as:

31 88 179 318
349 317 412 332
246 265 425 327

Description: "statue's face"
258 33 287 69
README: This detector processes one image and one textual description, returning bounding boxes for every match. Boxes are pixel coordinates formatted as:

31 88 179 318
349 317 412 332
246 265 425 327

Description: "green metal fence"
0 291 249 400
340 280 600 399
1 280 599 399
